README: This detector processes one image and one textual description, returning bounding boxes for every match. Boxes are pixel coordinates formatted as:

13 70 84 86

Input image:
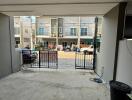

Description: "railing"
36 26 94 37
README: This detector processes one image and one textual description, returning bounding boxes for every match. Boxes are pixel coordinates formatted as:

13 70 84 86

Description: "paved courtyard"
58 51 75 69
58 51 93 69
58 58 75 69
0 69 110 100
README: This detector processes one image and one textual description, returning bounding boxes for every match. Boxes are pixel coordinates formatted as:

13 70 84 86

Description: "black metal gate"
22 50 58 69
75 51 93 70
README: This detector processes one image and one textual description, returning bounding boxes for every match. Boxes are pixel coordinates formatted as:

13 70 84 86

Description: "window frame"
81 28 87 36
70 28 76 36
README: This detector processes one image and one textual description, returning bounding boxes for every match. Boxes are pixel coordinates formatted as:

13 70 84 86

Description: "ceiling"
0 0 126 16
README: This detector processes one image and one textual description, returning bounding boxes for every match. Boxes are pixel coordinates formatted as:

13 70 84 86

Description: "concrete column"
56 32 59 50
20 21 24 48
35 22 37 45
30 17 33 49
77 17 81 48
56 19 59 49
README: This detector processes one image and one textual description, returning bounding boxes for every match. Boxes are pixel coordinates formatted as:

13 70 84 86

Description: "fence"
22 50 58 69
75 51 93 69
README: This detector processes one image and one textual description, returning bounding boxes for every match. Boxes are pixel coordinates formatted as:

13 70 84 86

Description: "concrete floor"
58 58 75 69
0 69 110 100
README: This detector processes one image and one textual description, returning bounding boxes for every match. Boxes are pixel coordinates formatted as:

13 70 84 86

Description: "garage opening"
15 16 102 70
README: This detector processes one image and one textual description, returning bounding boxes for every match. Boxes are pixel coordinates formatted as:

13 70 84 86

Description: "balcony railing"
36 26 94 38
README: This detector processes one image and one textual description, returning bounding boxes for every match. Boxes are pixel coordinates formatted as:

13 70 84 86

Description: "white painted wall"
116 40 132 87
96 2 132 86
96 5 119 82
115 1 132 87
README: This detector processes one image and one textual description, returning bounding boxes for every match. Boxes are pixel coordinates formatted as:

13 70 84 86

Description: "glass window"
81 28 87 36
38 28 44 35
70 28 76 36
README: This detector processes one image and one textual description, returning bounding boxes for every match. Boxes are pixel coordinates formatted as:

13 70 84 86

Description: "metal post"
48 51 49 68
39 50 40 68
93 17 98 70
84 52 86 69
56 51 58 69
75 52 77 69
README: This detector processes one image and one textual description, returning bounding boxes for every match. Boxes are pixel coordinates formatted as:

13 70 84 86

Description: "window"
38 28 44 35
70 28 76 36
81 28 87 36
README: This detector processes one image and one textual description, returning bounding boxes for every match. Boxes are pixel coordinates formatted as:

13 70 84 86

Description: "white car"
80 47 93 52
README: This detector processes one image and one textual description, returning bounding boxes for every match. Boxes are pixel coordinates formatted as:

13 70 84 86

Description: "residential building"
36 16 102 49
14 16 33 48
14 16 21 48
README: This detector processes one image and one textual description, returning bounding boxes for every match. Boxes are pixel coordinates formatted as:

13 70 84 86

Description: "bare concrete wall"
0 13 20 78
96 5 119 82
0 13 12 78
10 17 21 72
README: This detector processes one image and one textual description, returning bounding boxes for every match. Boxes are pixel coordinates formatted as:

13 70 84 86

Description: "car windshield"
22 48 31 54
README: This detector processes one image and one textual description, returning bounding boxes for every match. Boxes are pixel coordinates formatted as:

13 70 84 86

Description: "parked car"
17 48 38 64
57 45 63 51
80 45 93 52
65 45 71 51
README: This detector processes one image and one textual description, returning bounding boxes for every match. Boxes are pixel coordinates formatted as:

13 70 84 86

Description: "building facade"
14 16 33 48
14 16 102 50
36 16 102 50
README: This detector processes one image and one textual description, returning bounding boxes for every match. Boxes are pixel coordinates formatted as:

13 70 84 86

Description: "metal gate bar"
22 50 58 69
75 51 93 70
